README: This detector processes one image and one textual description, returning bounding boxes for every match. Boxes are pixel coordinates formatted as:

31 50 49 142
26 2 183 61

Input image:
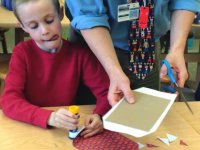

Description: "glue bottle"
68 105 79 139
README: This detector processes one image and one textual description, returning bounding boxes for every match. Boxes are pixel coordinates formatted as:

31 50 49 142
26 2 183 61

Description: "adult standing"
65 0 200 106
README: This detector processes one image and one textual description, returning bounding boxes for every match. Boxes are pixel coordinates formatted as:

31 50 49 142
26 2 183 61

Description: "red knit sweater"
0 39 111 128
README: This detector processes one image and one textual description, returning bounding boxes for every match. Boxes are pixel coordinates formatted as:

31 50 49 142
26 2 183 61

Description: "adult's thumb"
124 89 135 104
160 64 168 78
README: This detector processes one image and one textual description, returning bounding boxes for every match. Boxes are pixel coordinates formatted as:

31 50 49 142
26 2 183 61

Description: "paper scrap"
180 140 188 146
166 133 177 142
73 126 86 139
157 137 170 145
146 143 159 148
137 142 145 149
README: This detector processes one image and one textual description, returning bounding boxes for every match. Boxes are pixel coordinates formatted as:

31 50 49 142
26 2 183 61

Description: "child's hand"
80 114 103 138
47 108 79 130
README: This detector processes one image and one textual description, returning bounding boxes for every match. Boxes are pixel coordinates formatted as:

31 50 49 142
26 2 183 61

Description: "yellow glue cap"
69 105 79 114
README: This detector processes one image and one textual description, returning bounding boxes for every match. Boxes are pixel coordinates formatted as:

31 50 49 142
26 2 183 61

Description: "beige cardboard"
105 91 170 132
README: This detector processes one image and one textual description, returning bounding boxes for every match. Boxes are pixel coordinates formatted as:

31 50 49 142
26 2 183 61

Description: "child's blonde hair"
12 0 60 23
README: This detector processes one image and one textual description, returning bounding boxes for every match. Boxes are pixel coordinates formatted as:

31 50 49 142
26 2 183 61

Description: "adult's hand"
107 71 135 106
160 52 188 87
160 10 194 87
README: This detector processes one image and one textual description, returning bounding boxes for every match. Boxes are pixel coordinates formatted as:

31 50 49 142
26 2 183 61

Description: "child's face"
18 0 62 51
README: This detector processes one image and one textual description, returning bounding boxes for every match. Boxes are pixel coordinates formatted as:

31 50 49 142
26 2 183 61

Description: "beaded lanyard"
128 0 155 80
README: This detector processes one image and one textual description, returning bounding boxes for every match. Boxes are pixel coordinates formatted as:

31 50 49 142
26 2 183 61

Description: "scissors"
162 59 194 114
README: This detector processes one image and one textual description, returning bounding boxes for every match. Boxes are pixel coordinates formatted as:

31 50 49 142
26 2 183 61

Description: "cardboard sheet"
103 87 177 137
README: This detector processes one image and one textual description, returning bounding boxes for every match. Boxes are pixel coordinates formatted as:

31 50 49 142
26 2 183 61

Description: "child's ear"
59 6 64 20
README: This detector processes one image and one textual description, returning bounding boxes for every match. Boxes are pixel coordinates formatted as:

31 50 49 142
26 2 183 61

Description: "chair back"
1 0 13 11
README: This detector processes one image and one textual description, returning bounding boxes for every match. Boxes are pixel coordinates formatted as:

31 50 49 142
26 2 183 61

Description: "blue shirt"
65 0 200 51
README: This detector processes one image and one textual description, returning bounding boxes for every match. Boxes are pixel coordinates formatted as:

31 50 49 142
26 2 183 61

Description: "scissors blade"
175 85 194 115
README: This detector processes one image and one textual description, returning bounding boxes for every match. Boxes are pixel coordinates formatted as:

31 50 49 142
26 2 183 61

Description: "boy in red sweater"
0 0 111 138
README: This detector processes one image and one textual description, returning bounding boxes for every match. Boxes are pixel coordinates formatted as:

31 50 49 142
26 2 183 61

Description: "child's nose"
40 24 49 35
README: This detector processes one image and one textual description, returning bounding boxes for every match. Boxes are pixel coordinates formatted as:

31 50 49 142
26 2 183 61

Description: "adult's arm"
160 0 199 87
66 0 134 105
81 27 134 106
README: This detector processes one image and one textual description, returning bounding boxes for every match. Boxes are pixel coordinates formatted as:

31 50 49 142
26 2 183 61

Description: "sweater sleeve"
0 45 53 128
169 0 200 13
79 47 111 116
65 0 110 31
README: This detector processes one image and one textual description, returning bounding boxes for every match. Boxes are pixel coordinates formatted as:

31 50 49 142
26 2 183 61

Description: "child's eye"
27 22 38 29
29 23 38 29
46 19 54 24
